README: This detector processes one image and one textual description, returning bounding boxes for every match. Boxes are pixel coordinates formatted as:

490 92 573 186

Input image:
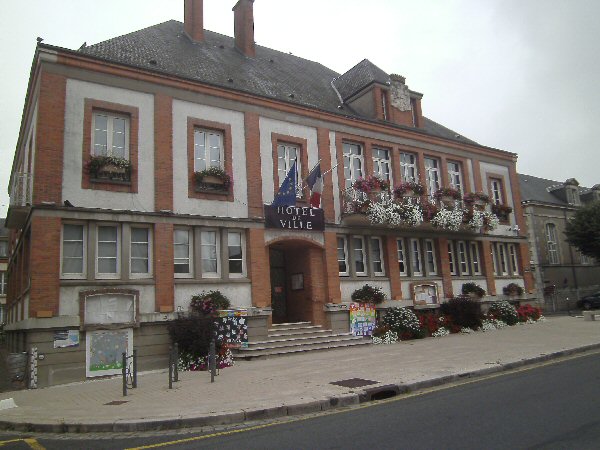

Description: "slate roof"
72 20 476 145
519 173 593 205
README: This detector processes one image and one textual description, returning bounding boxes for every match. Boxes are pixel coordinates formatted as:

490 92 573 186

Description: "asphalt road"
2 351 600 449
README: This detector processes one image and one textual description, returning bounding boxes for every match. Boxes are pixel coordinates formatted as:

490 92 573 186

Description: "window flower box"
463 192 490 210
194 167 231 193
352 176 390 194
88 156 132 182
491 204 513 221
394 182 425 199
434 187 462 207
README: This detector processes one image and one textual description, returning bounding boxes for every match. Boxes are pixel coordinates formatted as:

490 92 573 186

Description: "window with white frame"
174 228 193 276
93 112 129 159
372 148 391 182
96 225 120 278
201 230 220 277
194 129 223 172
448 241 457 275
498 243 509 275
343 143 364 190
277 143 302 197
62 224 86 278
370 237 385 276
400 153 418 182
490 178 504 205
424 157 441 198
130 227 151 277
337 237 348 275
0 271 6 296
424 239 437 275
227 231 245 277
0 240 7 258
410 239 423 276
353 236 367 275
470 242 482 275
508 244 519 275
447 161 463 193
491 244 499 275
397 238 407 276
545 223 560 265
457 241 469 275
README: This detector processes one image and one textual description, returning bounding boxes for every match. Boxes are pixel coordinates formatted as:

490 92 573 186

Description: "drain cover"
104 400 129 406
330 378 379 388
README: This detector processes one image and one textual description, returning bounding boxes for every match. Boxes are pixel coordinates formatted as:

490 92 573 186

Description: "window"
490 178 504 205
447 241 457 275
546 223 560 265
96 225 120 278
424 157 441 198
400 153 418 182
0 241 7 258
353 236 366 275
201 230 220 277
337 237 349 275
508 244 519 275
580 252 592 265
371 237 385 276
397 239 407 276
130 227 151 277
228 231 245 277
498 243 509 275
0 271 6 296
447 161 463 193
470 242 482 275
410 239 423 276
372 148 391 182
277 142 302 197
62 224 86 278
92 112 129 159
491 244 499 275
194 129 223 172
343 143 364 189
424 239 437 275
174 229 192 277
457 241 469 275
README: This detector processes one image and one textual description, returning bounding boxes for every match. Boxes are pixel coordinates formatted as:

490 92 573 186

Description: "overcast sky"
1 0 598 218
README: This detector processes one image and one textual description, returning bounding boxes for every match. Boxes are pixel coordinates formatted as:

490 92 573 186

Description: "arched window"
545 223 560 264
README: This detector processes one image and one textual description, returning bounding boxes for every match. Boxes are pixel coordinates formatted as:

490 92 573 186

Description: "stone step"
234 338 371 360
267 325 324 334
267 328 331 339
270 322 313 329
245 332 360 350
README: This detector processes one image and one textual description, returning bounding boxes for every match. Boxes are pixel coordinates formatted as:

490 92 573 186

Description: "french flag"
306 163 323 208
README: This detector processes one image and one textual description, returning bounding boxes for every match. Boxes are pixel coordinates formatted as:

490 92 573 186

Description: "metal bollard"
174 343 179 383
132 349 138 389
168 346 173 390
122 352 127 396
210 339 216 383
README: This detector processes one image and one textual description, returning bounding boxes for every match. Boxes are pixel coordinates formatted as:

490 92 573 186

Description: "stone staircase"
233 322 371 360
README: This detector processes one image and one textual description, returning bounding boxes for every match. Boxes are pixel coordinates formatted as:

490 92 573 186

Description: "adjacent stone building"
5 0 535 386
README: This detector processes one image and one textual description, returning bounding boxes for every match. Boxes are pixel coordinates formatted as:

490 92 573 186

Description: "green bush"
190 290 231 315
351 284 387 305
382 307 421 339
461 282 486 298
167 313 218 358
440 297 483 330
488 300 519 326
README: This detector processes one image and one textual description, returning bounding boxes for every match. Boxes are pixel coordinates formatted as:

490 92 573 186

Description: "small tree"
565 201 600 259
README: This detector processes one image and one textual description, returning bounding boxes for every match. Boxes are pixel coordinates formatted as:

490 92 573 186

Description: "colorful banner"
349 303 377 337
216 310 249 348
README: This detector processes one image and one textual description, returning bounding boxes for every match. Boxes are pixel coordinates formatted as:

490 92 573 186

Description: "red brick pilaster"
247 228 270 307
437 237 453 299
154 93 174 211
154 223 174 312
29 216 61 318
244 112 263 218
481 240 496 295
472 159 484 192
33 72 66 205
323 232 342 303
317 128 335 222
519 242 536 294
384 236 402 300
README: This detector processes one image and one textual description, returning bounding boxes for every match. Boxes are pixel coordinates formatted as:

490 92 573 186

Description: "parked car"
577 292 600 310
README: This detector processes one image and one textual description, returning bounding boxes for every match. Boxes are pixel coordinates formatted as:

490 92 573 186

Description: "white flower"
432 327 450 337
460 327 474 334
431 207 464 231
483 211 500 231
468 210 485 230
481 320 497 332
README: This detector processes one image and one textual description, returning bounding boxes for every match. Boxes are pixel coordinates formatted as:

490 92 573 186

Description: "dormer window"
566 187 580 205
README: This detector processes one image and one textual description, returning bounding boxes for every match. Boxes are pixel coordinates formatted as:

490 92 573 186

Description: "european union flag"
272 162 297 207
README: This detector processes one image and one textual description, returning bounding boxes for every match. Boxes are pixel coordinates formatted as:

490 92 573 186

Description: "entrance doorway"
270 249 287 324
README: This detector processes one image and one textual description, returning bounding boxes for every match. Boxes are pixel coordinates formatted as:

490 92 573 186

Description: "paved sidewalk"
1 316 599 433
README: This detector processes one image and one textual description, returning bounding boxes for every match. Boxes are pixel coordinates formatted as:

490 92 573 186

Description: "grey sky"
1 0 598 217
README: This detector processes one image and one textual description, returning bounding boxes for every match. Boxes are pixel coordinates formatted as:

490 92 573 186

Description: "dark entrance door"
270 249 287 323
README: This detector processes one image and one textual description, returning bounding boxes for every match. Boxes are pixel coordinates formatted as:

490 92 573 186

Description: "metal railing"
168 343 179 389
122 350 138 396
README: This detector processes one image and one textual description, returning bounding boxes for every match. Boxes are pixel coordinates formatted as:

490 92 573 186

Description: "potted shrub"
194 167 231 192
351 284 387 305
88 155 132 182
190 290 231 315
394 181 425 199
491 204 513 221
461 282 486 299
502 283 524 297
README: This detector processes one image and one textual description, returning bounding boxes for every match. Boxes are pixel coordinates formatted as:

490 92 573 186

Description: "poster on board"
53 330 80 348
86 329 133 378
349 303 376 337
216 310 249 348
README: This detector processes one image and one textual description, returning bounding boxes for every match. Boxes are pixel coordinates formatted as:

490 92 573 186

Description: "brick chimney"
184 0 204 42
233 0 255 57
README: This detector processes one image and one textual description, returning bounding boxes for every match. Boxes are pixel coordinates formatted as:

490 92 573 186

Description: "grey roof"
0 219 7 237
519 173 592 205
332 59 390 101
72 20 477 146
